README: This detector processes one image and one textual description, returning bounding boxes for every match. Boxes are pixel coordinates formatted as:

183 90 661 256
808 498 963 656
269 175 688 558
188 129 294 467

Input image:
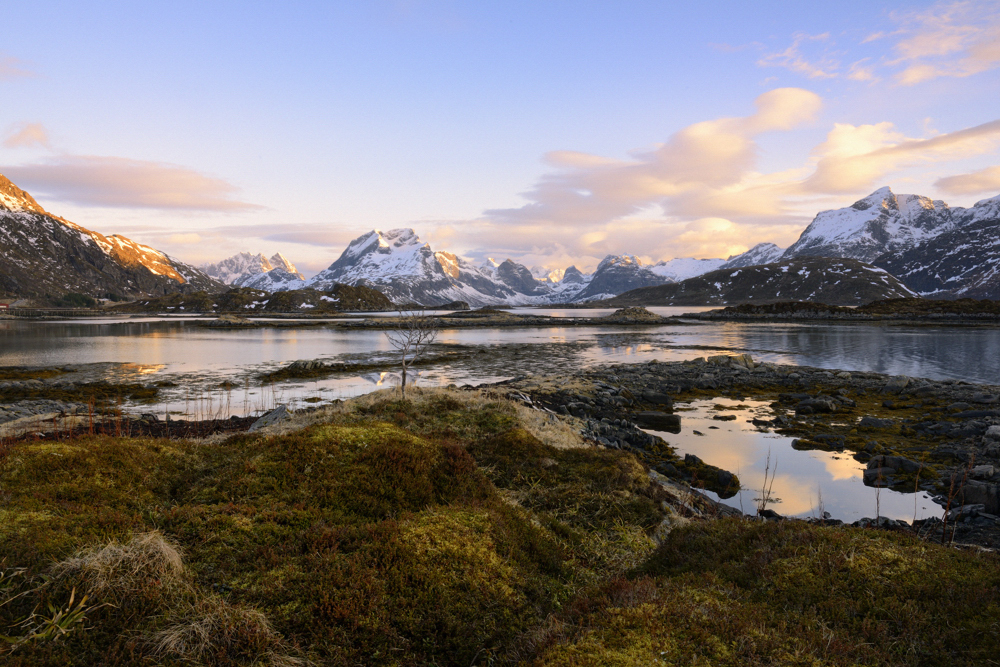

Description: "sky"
2 0 1000 277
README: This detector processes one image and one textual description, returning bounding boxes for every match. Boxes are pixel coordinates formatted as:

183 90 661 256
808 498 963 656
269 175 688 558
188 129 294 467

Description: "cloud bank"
1 155 260 211
442 88 1000 269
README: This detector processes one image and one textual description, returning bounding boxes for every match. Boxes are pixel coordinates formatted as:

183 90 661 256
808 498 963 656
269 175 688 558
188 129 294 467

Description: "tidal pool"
644 397 939 522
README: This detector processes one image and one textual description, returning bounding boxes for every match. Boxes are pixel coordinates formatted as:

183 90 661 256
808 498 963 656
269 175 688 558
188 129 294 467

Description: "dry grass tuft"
51 531 184 603
149 596 310 666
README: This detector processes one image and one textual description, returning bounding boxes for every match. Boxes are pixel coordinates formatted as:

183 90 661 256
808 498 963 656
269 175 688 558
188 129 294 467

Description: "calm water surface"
2 315 994 521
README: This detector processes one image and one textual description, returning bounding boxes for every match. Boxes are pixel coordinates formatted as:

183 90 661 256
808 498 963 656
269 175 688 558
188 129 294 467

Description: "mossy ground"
534 519 1000 666
1 388 997 665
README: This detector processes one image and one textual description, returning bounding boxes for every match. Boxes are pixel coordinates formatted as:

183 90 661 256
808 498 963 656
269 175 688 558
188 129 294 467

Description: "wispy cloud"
889 0 1000 84
757 33 840 79
3 122 50 148
1 155 261 211
0 55 35 80
935 165 1000 194
756 2 1000 86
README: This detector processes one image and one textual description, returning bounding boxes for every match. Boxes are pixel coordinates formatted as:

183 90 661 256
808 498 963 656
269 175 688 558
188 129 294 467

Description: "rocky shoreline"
5 350 1000 548
498 354 1000 548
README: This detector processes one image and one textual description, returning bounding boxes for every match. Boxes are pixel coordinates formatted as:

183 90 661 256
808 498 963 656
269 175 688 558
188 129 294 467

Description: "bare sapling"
384 309 439 400
756 449 778 516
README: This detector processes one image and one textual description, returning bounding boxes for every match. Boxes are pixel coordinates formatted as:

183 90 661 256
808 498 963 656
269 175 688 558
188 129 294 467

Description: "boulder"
641 390 673 408
859 416 895 429
881 375 910 394
970 465 996 480
985 425 1000 441
958 482 1000 514
795 397 839 414
249 404 293 432
863 467 896 486
867 454 923 474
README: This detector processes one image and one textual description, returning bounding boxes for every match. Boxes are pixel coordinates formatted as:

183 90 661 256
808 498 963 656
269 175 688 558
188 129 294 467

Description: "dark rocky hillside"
602 258 916 307
113 284 393 314
0 174 224 300
874 214 1000 300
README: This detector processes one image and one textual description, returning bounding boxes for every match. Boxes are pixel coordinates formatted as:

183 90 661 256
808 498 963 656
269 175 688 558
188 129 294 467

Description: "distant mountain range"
200 252 305 290
0 174 223 300
1 172 997 306
603 258 917 307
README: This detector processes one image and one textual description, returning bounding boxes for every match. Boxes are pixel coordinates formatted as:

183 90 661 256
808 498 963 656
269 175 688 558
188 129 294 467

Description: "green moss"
535 519 1000 666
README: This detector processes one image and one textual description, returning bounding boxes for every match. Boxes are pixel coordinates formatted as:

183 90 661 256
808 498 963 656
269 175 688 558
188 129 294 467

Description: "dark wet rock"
973 393 1000 404
958 482 1000 514
712 414 737 421
633 411 681 432
758 509 783 520
716 469 736 489
853 516 911 530
867 454 923 474
953 409 1000 419
863 467 897 486
859 416 895 429
795 397 838 414
944 504 986 522
640 390 673 408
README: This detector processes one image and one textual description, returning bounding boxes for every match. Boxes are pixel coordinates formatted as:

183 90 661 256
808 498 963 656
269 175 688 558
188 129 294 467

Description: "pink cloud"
3 123 50 148
1 155 261 211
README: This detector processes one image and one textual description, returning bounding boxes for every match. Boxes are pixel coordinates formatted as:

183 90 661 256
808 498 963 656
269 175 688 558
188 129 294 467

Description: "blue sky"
2 0 999 275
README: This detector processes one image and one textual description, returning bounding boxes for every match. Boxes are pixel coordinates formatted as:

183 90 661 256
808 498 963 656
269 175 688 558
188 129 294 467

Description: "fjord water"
2 314 996 521
2 314 997 387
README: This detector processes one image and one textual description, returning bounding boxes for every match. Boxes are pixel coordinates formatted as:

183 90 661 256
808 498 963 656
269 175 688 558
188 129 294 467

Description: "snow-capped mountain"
248 229 674 306
721 243 784 269
650 257 726 282
568 255 669 302
301 229 541 306
0 174 223 300
873 194 1000 299
201 251 305 289
782 187 958 263
776 186 1000 299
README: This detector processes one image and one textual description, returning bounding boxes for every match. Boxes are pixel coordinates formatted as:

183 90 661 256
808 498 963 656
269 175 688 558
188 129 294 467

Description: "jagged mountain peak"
268 252 301 276
783 185 959 263
596 254 642 271
0 173 47 215
0 174 223 298
201 251 305 286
